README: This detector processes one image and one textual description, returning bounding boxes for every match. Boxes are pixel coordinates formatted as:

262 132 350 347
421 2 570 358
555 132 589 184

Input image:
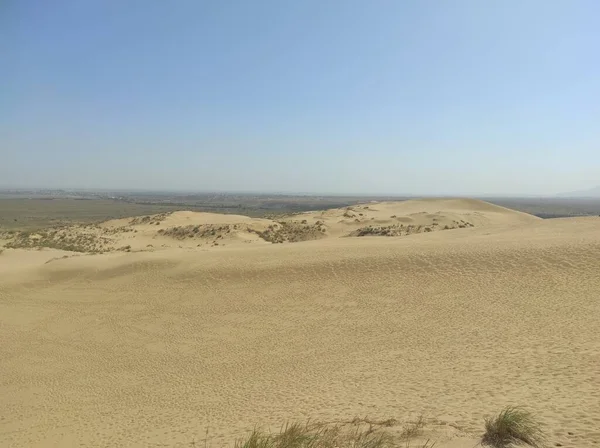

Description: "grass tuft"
482 406 546 448
400 416 425 441
234 421 396 448
235 428 274 448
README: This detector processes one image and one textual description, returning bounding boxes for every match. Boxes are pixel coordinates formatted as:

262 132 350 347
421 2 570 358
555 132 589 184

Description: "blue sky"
2 1 599 195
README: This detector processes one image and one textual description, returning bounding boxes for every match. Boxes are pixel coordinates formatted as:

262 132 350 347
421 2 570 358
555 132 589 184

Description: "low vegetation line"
217 407 546 448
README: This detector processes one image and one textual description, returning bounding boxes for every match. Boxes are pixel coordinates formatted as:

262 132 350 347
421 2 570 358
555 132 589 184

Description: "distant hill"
558 186 600 197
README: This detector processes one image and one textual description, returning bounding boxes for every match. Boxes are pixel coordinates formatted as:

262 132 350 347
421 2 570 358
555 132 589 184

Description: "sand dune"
1 200 599 447
0 198 544 254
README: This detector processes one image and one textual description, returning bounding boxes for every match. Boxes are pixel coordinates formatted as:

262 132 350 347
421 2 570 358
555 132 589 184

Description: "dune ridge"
0 198 542 255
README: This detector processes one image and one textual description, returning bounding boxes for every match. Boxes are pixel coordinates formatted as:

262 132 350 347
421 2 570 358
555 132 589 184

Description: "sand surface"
1 199 599 447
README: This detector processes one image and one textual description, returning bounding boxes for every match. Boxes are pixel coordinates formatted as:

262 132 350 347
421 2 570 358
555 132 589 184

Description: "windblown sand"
1 199 599 447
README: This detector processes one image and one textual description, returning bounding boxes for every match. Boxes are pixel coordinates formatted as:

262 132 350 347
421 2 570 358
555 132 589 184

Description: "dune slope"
0 202 599 447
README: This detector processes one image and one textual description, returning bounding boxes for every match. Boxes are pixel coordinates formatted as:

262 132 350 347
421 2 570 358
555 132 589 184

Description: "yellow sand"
1 199 599 447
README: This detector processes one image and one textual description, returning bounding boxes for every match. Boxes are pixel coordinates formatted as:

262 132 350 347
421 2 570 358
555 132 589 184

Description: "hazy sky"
2 1 599 195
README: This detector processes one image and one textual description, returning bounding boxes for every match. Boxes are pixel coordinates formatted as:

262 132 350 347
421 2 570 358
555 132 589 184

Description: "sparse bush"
4 229 105 253
162 224 233 241
350 224 404 237
482 406 546 448
129 213 169 226
250 222 326 244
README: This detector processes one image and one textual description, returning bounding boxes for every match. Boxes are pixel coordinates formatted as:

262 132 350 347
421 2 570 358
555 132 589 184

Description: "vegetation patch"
482 406 546 448
160 224 232 240
129 213 170 226
350 224 405 237
218 407 549 448
4 228 110 253
349 220 474 237
348 223 438 237
250 221 326 243
343 207 357 218
454 220 474 229
232 416 431 448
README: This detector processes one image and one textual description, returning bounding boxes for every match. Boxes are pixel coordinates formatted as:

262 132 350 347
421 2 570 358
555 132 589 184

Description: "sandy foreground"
1 199 599 447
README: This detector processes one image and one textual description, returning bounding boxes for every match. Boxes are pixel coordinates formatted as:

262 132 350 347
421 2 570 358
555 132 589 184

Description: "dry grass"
349 417 398 427
161 224 225 239
4 229 108 253
251 221 326 244
160 224 232 247
399 416 425 441
348 219 474 237
231 416 435 448
482 407 546 448
129 213 170 226
230 408 547 448
234 422 393 448
349 224 435 237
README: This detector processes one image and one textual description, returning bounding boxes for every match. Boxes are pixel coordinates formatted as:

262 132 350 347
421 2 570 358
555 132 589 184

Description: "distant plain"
2 191 600 230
